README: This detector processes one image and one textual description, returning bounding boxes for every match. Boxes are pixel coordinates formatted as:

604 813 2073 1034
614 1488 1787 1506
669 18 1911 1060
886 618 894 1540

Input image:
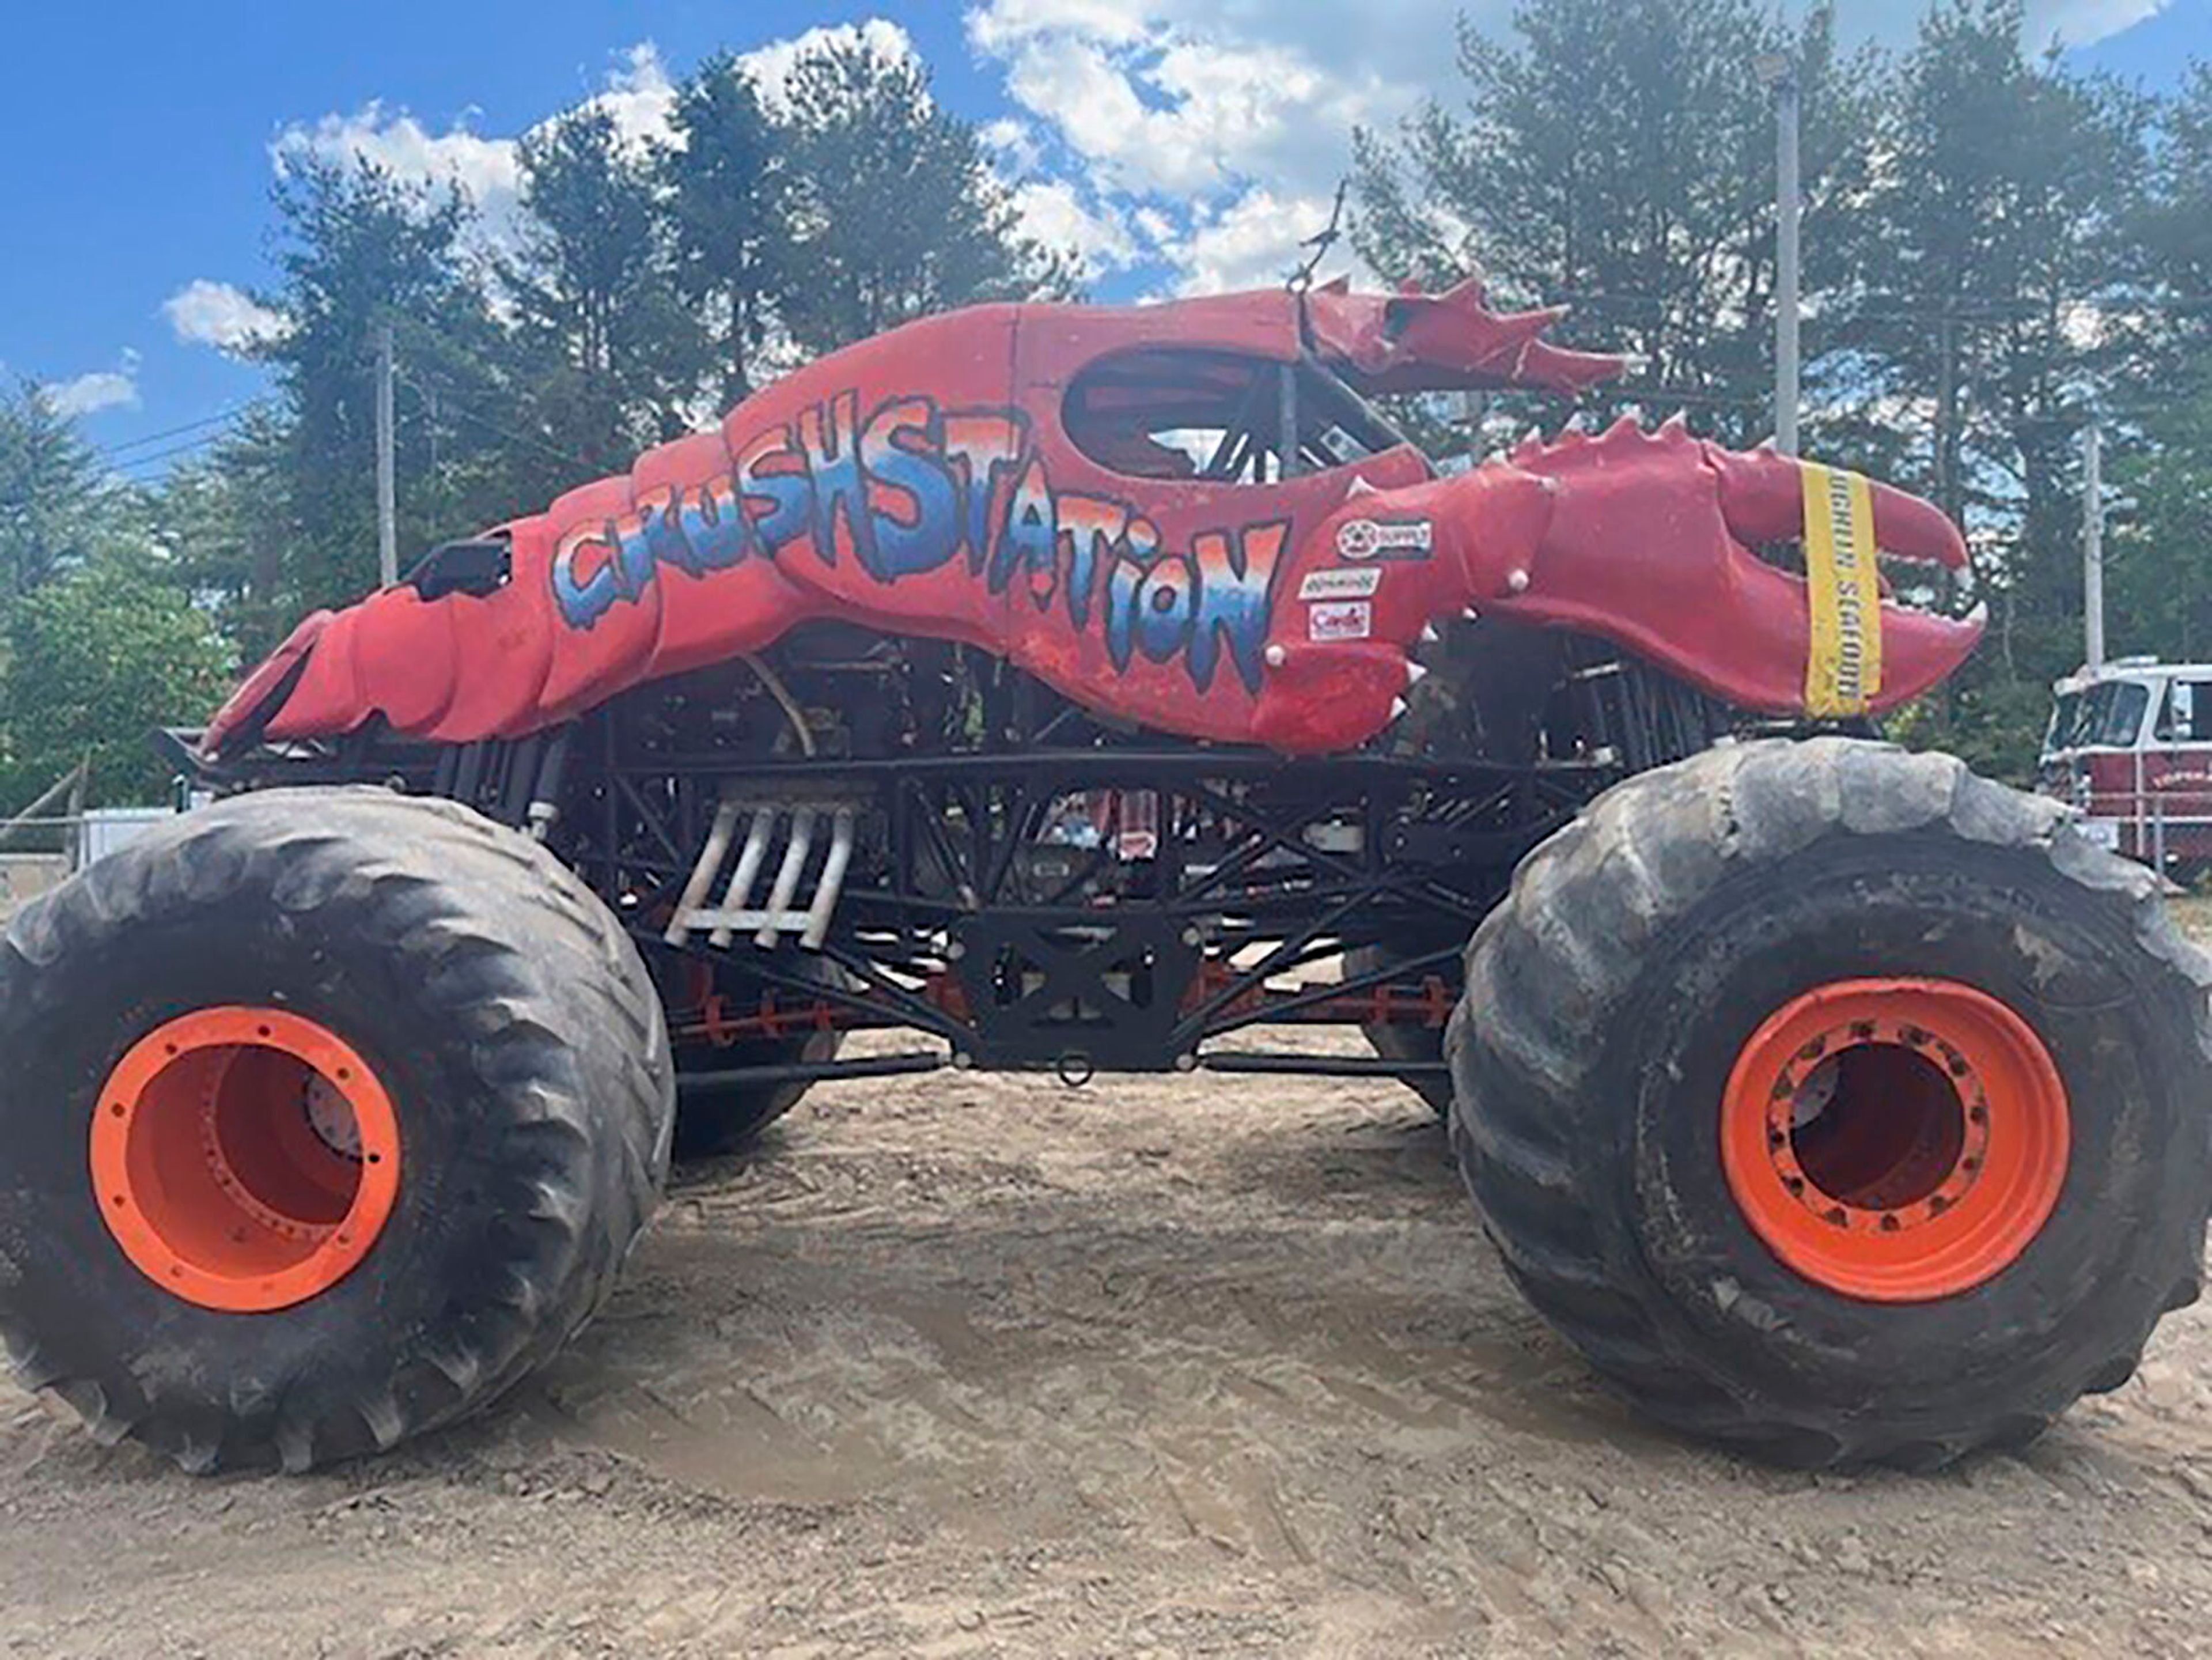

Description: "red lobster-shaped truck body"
207 278 1980 757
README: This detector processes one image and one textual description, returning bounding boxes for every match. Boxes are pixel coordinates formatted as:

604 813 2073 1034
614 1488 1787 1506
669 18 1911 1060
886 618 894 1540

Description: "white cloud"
593 41 682 150
45 352 141 418
990 27 1365 201
968 0 1154 52
161 279 289 352
174 0 2171 370
171 28 953 358
736 19 921 112
980 116 1043 175
2025 0 2171 46
964 2 1463 293
272 103 522 202
1173 187 1361 295
961 0 2175 295
266 43 682 237
1010 177 1139 274
168 45 690 355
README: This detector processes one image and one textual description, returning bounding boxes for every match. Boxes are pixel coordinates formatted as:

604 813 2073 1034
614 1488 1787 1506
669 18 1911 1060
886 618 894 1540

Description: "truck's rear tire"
1448 738 2212 1468
1346 945 1453 1116
662 955 844 1162
673 1028 841 1160
0 789 675 1473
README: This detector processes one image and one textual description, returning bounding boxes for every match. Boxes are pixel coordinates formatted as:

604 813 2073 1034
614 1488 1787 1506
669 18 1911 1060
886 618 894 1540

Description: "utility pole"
1933 313 1960 522
374 320 397 588
1756 52 1802 456
2084 423 2105 672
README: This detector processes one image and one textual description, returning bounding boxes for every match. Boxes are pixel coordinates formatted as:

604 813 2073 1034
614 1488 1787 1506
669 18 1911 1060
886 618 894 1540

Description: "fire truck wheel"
0 788 675 1473
1448 737 2212 1469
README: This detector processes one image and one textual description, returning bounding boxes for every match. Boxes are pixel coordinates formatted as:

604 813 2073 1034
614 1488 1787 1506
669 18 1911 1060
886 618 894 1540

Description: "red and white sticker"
1308 600 1373 642
1298 566 1382 601
1335 518 1433 561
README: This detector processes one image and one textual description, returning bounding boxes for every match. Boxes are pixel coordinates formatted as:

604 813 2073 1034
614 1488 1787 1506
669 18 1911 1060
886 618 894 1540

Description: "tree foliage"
505 106 695 477
1354 0 1877 445
2 36 1078 810
1358 0 2206 779
0 556 232 808
662 54 791 407
165 37 1074 633
13 19 2200 811
773 39 1076 356
0 389 234 812
0 384 116 602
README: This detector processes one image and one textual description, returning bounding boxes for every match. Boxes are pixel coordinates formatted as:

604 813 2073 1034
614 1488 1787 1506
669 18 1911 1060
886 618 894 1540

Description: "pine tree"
1353 0 1873 448
504 105 695 482
774 37 1075 357
663 55 789 408
0 383 112 603
257 155 508 606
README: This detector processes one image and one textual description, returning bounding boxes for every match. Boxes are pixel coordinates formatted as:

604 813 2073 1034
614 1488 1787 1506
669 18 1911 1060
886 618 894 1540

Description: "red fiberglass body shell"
206 280 1981 758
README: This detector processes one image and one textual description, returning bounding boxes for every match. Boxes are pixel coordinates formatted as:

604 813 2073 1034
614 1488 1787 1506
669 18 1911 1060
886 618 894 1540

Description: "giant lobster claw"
1447 419 1981 718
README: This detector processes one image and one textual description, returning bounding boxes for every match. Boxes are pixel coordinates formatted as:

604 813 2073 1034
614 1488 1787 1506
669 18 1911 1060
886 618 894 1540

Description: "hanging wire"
1287 179 1350 297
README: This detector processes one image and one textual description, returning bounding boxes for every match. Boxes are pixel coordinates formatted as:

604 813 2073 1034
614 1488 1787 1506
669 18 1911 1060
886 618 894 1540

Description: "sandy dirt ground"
6 913 2212 1658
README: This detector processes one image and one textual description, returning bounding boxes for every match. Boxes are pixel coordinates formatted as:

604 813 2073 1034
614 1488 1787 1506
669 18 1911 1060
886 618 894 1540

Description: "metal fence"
0 807 180 914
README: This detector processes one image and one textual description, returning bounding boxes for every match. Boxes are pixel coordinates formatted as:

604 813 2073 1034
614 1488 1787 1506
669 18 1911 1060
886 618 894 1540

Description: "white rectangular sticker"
1298 567 1382 601
1308 600 1373 642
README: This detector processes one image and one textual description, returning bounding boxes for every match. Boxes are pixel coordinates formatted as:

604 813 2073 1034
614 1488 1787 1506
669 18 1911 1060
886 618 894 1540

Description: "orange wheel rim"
1719 978 2069 1303
89 1008 401 1313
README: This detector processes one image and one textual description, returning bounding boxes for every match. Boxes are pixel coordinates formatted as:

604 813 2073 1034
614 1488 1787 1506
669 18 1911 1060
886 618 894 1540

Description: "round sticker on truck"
1335 519 1433 561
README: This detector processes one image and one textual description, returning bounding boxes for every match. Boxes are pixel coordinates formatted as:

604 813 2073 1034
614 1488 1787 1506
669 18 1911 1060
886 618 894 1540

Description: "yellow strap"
1800 462 1883 717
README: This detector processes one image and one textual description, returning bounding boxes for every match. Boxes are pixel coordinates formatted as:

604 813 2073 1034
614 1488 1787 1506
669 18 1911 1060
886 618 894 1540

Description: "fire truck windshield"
2078 680 2151 748
2048 679 2152 755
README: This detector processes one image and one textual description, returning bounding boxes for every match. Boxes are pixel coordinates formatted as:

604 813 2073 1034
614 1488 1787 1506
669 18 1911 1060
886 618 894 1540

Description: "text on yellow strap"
1800 462 1883 717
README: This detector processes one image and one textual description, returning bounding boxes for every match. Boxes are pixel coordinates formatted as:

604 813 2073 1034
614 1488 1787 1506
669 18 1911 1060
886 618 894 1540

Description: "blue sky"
1 0 2201 481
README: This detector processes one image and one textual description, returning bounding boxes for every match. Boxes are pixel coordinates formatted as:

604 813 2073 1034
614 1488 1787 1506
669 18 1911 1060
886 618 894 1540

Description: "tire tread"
1448 736 2212 1469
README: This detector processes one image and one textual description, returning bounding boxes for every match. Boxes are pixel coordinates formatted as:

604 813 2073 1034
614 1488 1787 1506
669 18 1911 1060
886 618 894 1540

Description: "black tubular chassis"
175 620 1802 1100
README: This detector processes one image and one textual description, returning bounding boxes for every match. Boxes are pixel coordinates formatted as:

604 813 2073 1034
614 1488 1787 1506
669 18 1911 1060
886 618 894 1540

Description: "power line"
400 369 596 471
1541 290 2212 327
0 425 241 515
108 430 238 475
98 407 247 461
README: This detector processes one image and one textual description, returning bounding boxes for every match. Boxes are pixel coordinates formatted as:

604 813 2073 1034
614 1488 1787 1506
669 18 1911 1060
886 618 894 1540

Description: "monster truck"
4 276 2206 1476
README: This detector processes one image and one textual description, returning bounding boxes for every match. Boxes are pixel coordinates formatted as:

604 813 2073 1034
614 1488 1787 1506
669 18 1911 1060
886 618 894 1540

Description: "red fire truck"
2040 657 2212 882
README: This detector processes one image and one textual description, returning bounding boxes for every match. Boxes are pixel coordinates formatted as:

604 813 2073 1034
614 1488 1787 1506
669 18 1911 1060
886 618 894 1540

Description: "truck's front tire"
1448 738 2212 1468
0 789 675 1472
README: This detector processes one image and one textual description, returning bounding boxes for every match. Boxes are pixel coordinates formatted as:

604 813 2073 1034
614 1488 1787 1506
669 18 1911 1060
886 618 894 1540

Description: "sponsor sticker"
1298 566 1382 601
1799 462 1883 717
1308 600 1373 642
1335 517 1433 562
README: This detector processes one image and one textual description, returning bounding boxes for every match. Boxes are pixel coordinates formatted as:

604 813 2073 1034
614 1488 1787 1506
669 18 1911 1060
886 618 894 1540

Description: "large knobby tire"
1446 737 2212 1469
0 788 675 1473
